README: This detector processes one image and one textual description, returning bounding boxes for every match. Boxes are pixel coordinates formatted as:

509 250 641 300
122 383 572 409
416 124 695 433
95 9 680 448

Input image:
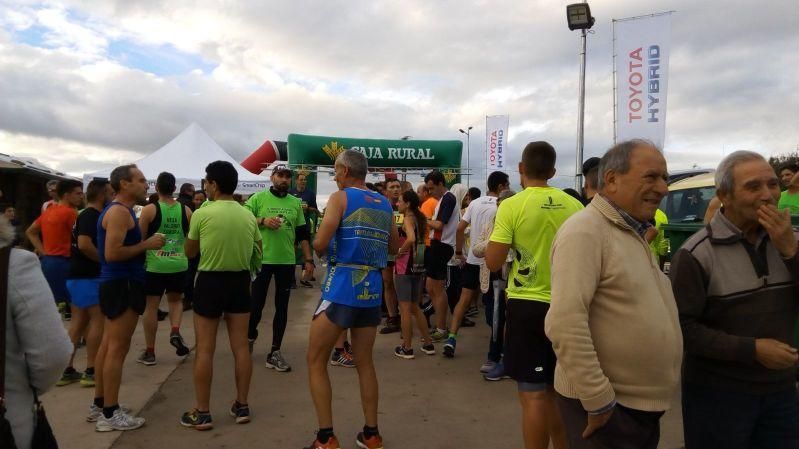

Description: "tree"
768 151 799 174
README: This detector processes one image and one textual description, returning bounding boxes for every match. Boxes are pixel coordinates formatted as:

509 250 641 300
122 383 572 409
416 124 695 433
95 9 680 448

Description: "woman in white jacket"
2 216 71 449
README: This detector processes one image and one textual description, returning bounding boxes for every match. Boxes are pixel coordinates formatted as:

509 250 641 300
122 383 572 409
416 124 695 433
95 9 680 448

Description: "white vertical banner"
485 115 509 174
614 13 672 149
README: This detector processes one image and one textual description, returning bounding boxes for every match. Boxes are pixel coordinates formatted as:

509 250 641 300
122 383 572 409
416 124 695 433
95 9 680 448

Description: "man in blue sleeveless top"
305 150 398 449
92 164 165 432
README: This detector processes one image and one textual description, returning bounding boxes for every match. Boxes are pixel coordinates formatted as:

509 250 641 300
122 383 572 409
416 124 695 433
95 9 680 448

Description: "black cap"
271 164 292 176
582 157 600 175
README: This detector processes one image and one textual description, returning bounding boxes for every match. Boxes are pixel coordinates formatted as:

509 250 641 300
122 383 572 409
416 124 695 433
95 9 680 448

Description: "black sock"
335 347 344 353
85 367 95 375
93 397 104 408
317 427 334 443
103 404 119 419
64 366 76 374
364 425 379 438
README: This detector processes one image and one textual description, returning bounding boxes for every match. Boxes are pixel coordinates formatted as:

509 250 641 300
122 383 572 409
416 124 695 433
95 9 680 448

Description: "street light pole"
459 126 473 187
575 27 587 191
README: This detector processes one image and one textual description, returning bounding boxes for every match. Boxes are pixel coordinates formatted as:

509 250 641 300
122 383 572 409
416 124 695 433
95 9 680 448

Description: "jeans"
482 288 506 363
683 382 799 449
248 264 294 349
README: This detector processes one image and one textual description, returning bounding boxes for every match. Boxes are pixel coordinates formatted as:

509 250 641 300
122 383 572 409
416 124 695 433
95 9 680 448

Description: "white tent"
82 123 270 194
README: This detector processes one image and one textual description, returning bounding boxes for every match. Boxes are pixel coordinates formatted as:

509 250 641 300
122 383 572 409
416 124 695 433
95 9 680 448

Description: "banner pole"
484 115 489 182
612 19 618 145
575 28 588 192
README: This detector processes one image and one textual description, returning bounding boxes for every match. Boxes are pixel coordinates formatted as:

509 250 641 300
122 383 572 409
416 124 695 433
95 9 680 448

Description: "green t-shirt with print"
489 187 583 303
187 200 261 272
245 189 306 265
778 190 799 215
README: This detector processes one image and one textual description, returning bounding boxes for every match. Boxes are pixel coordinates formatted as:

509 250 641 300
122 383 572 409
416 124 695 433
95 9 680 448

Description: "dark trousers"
482 288 506 363
445 264 461 313
683 382 799 449
184 256 199 306
557 394 663 449
248 264 294 349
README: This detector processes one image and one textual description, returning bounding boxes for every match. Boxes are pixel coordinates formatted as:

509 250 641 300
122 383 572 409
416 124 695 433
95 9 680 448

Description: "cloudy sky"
1 0 797 198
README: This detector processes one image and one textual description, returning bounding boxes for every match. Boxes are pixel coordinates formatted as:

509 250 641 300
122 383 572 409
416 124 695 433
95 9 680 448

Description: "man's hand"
582 409 613 439
758 205 798 259
265 217 282 230
454 253 467 266
302 203 309 211
644 226 658 244
755 338 799 370
144 234 166 250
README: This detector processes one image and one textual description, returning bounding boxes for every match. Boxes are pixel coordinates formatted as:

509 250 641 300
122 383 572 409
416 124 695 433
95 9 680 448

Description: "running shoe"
80 371 95 387
87 404 131 423
95 408 145 432
460 318 476 328
480 360 497 374
304 435 341 449
430 329 447 342
483 362 511 381
56 367 82 386
266 350 292 372
356 432 384 449
136 350 156 366
170 332 190 357
330 349 356 368
394 345 414 360
57 301 66 313
443 337 457 358
300 280 313 288
465 305 479 318
63 309 71 321
344 340 353 357
229 401 250 424
180 409 213 430
378 316 400 335
420 342 436 355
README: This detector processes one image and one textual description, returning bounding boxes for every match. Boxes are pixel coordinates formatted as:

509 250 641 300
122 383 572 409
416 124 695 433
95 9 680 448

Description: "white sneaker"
86 403 132 422
95 408 145 432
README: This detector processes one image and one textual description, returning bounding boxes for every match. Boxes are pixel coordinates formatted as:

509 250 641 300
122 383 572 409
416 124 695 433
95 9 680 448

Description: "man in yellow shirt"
486 141 583 449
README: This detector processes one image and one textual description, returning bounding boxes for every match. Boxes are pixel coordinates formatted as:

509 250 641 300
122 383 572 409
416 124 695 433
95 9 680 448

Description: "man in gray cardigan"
2 216 72 449
670 151 799 448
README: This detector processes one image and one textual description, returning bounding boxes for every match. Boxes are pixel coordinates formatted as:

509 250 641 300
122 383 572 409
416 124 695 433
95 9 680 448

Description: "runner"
445 171 509 358
305 149 397 449
393 189 435 359
424 171 459 342
137 172 192 366
92 164 165 432
379 178 402 335
58 179 114 387
245 164 313 372
485 142 583 449
25 179 84 319
290 172 319 288
180 161 262 430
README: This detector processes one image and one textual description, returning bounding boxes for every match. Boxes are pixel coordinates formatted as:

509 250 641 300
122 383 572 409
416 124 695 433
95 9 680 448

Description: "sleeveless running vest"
322 188 393 308
97 202 146 283
145 201 188 273
396 214 426 276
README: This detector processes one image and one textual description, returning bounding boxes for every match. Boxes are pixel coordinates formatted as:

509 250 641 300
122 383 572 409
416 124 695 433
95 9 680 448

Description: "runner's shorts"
144 271 187 296
460 262 481 290
314 300 381 328
66 278 101 309
425 240 454 281
99 279 146 319
395 274 424 303
193 271 252 318
41 255 70 302
504 299 556 386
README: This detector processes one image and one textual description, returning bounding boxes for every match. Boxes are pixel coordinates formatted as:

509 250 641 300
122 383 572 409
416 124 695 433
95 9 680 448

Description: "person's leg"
751 388 799 449
518 389 553 449
102 308 139 409
85 305 104 371
307 311 345 429
192 313 219 411
142 295 161 354
93 331 108 405
445 265 461 313
225 312 252 405
682 382 756 449
412 304 432 344
248 265 270 342
350 325 379 428
270 265 293 353
545 388 568 449
382 267 399 318
167 291 183 331
427 277 448 332
66 305 89 368
448 286 477 337
398 301 414 349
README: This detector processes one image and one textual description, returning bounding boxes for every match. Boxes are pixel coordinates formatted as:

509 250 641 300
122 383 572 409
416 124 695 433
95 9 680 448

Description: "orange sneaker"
304 435 340 449
356 432 383 449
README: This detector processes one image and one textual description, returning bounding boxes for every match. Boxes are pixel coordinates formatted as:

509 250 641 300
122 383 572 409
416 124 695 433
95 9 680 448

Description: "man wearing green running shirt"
778 163 799 214
138 172 193 366
245 164 314 373
486 141 583 449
